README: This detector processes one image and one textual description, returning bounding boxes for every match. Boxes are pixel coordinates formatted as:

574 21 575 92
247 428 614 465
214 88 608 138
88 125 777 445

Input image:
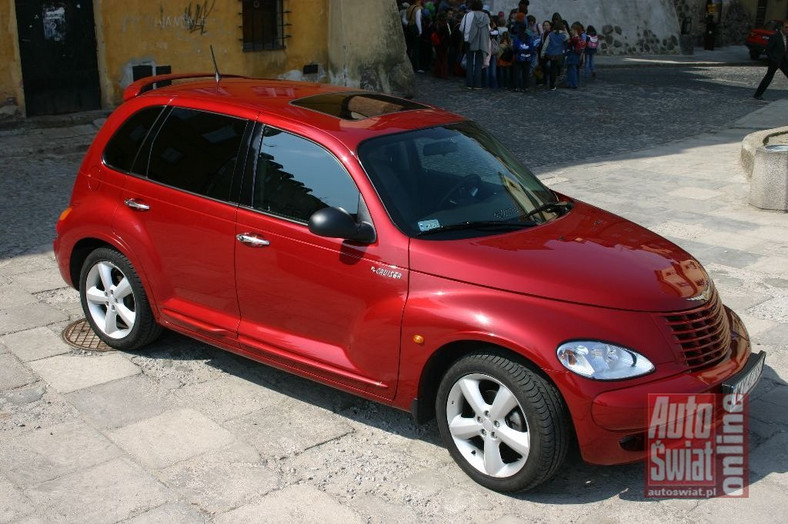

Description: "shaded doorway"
15 0 101 116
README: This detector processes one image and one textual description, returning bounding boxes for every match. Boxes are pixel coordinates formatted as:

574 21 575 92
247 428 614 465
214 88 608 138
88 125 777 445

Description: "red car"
746 19 785 59
54 74 764 492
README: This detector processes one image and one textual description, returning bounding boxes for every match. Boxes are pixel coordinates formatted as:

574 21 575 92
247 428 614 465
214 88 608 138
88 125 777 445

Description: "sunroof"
291 92 428 120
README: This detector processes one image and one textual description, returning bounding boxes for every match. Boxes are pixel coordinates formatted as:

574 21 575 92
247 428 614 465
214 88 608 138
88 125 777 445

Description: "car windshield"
358 121 566 238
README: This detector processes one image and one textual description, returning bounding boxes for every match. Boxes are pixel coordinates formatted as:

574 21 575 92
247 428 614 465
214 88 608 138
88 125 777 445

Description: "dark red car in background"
54 74 765 493
747 19 786 59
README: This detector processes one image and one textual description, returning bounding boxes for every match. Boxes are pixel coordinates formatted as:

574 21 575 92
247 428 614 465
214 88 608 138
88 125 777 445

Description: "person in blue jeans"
485 22 500 88
566 22 586 89
464 0 490 89
540 15 568 90
584 25 600 78
511 20 534 92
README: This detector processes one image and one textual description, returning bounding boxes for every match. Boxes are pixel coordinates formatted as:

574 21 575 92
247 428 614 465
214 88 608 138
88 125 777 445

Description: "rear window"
146 107 248 201
103 106 166 173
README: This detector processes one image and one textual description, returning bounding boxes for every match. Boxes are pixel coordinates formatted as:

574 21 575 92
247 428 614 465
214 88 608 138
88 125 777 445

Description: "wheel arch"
68 237 155 307
411 339 563 425
69 238 115 291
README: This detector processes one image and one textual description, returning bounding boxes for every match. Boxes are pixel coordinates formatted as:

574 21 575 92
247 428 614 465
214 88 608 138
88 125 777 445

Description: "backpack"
500 45 514 62
490 34 500 55
587 35 599 49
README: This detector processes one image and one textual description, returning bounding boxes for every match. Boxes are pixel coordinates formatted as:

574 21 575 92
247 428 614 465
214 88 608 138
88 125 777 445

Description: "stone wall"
495 0 754 54
673 0 753 47
327 0 415 97
496 0 682 54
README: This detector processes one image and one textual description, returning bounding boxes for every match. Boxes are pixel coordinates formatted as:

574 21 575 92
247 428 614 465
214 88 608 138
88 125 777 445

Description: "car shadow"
121 330 726 503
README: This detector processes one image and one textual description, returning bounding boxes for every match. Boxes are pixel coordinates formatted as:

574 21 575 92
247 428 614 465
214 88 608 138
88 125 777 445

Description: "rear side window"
103 106 165 173
253 127 360 222
146 107 248 201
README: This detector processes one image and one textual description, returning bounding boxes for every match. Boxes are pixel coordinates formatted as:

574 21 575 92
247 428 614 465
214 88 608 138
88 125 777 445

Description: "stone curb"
597 58 756 69
740 126 788 178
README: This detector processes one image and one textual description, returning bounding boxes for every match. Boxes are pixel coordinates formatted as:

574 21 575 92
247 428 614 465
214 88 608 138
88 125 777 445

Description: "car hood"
408 200 711 312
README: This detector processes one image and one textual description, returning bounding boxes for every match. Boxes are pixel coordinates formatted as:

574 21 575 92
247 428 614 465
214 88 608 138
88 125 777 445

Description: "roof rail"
123 73 246 102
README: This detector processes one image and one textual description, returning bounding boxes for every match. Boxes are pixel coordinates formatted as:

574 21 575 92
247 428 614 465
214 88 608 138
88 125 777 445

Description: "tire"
79 248 161 351
436 351 569 492
749 48 761 60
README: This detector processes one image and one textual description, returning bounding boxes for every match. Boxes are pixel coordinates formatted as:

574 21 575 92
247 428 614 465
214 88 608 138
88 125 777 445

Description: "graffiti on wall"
153 1 215 34
183 1 215 34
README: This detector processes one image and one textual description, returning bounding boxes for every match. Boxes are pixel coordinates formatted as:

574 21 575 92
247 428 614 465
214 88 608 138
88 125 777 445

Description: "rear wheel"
749 48 762 60
436 352 569 492
79 248 161 350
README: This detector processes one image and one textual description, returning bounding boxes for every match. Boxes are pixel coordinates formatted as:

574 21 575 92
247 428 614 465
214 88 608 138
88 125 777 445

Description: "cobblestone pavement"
1 58 787 523
412 64 782 168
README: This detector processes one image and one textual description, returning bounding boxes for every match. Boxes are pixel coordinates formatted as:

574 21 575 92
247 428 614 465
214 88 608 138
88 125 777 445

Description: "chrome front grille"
660 288 731 371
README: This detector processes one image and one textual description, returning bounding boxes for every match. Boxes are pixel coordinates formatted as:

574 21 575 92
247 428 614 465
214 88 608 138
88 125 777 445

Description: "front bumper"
574 308 761 465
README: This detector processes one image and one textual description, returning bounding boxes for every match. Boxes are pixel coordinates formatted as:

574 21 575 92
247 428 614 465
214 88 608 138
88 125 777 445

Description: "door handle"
124 198 150 211
236 233 270 247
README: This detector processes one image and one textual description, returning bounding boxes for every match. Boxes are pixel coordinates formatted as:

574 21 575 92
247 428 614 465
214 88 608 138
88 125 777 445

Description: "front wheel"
79 248 161 351
436 352 569 492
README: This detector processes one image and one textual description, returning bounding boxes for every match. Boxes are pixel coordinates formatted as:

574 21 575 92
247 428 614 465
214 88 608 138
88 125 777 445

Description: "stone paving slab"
27 353 141 394
23 458 171 524
0 302 69 336
224 398 355 459
213 484 366 524
108 408 237 470
0 353 37 391
0 420 122 488
64 374 173 430
156 442 278 514
123 502 207 524
1 327 71 362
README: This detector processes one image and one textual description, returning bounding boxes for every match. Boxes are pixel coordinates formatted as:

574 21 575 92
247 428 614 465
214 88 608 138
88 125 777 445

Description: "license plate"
721 352 766 396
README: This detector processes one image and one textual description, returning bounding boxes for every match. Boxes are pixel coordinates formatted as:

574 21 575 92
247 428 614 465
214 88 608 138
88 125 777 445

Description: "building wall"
0 0 23 115
328 0 414 97
0 0 335 116
95 0 330 108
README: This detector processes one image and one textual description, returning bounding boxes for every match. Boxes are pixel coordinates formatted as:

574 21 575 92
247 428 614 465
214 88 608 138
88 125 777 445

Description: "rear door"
112 105 252 345
234 125 408 399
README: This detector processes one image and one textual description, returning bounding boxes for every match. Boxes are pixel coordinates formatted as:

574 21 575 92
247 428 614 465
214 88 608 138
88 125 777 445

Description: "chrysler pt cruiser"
54 74 764 492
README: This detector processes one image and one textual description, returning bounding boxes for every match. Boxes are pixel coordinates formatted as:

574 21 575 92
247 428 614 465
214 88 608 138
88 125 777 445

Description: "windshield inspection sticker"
418 219 441 232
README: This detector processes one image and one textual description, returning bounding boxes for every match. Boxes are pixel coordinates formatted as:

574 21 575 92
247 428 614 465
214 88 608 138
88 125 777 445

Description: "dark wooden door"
15 0 101 116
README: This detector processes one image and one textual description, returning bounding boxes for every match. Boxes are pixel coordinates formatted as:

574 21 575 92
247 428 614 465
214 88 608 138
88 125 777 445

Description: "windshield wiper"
520 201 573 223
416 220 532 237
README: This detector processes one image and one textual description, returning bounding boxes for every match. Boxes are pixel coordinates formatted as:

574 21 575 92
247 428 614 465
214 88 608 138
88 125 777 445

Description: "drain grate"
62 318 112 352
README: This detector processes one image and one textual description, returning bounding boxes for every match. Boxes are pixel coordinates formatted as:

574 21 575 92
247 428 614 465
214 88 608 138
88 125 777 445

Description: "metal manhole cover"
62 318 112 352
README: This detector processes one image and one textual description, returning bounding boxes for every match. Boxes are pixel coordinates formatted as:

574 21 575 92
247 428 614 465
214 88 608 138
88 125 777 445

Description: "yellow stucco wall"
0 0 23 113
0 0 329 114
96 0 329 106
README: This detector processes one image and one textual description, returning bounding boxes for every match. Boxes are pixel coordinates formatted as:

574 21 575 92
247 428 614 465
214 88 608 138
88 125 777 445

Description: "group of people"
400 0 601 91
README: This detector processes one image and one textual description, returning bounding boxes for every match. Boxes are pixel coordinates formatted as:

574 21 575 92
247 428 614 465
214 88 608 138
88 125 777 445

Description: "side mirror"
308 207 376 244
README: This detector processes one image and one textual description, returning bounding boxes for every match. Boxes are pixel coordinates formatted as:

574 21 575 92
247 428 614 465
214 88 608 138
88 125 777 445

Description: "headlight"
556 341 654 380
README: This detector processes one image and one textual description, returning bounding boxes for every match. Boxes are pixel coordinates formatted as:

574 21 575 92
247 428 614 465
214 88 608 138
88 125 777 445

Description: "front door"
234 126 408 400
15 0 101 115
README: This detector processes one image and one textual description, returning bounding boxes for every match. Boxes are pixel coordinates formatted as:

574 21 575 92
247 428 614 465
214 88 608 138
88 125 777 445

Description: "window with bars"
241 0 287 51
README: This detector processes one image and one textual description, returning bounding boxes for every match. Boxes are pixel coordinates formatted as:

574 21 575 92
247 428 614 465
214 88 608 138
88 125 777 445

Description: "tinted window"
254 127 359 222
147 108 248 201
103 106 165 173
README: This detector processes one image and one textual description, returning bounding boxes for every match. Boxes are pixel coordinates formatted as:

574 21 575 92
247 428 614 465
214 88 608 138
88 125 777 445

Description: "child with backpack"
511 17 534 92
566 22 586 89
585 25 600 79
497 31 514 89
